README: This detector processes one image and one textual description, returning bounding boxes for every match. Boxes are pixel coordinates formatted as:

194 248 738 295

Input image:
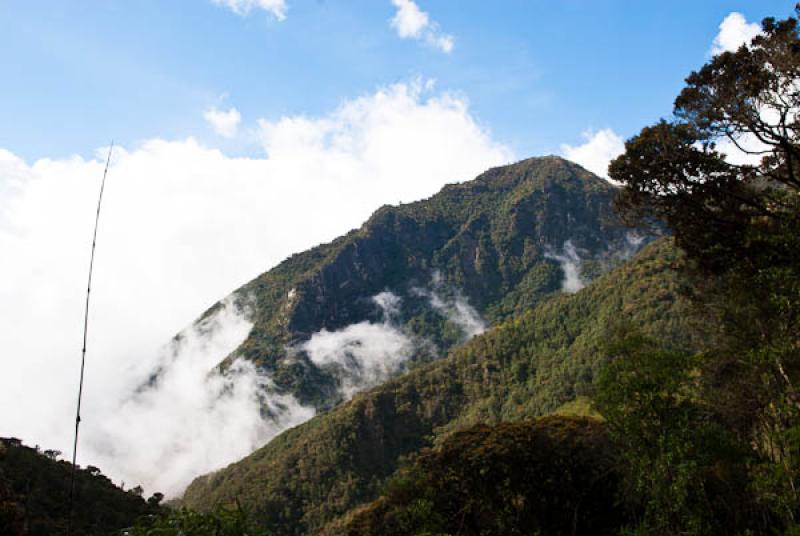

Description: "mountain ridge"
212 155 652 411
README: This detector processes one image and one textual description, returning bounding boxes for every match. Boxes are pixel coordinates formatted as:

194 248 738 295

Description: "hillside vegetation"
325 416 623 536
0 438 162 535
218 156 652 410
183 238 689 534
185 9 800 534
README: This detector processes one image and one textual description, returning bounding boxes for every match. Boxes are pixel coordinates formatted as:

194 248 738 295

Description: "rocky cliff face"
218 156 655 411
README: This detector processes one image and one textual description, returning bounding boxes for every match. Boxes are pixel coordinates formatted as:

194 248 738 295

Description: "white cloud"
204 107 242 138
390 0 454 53
711 12 761 55
545 240 585 294
413 271 486 340
390 0 428 38
302 292 414 399
426 33 454 54
560 128 624 179
0 80 510 495
212 0 287 20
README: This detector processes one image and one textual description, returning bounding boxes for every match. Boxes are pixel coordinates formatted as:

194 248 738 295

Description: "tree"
146 492 164 507
332 417 623 535
594 331 747 534
123 504 272 536
608 6 800 530
610 9 800 274
86 465 103 477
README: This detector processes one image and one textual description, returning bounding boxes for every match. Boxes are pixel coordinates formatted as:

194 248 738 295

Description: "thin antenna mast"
68 141 114 536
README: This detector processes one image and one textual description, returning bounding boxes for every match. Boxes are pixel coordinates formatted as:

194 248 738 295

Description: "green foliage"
610 9 800 276
225 156 647 410
182 239 691 534
328 417 623 536
594 331 748 534
0 437 162 536
606 6 800 533
123 504 271 536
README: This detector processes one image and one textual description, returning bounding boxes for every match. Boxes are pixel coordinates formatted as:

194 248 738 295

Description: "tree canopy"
605 6 800 534
610 8 800 275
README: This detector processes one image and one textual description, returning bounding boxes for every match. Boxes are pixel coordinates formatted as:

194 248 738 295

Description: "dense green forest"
218 154 652 410
339 8 800 535
324 416 623 535
0 438 162 535
182 238 690 534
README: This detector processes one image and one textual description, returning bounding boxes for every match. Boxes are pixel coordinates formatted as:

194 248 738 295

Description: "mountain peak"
474 155 613 193
225 152 641 407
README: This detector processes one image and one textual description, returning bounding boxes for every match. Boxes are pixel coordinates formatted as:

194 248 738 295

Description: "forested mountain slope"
183 238 689 535
215 155 652 411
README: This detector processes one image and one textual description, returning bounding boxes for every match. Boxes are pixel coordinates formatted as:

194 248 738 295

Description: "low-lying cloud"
301 292 414 399
413 271 486 340
86 296 312 497
619 231 646 261
545 240 585 293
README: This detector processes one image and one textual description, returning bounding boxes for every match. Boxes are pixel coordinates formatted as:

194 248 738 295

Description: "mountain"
211 156 653 412
182 237 691 534
0 438 162 536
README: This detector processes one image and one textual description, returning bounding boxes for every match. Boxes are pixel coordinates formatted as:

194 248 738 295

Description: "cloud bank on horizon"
0 79 511 496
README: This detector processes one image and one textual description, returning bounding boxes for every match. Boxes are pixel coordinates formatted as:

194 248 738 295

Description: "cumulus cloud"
258 80 511 205
212 0 287 20
301 292 414 399
560 128 624 180
390 0 454 53
0 80 510 495
413 271 486 340
711 12 761 55
390 0 428 38
204 107 242 138
545 240 585 294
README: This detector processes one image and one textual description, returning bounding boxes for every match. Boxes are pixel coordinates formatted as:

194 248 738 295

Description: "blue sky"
0 0 790 162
